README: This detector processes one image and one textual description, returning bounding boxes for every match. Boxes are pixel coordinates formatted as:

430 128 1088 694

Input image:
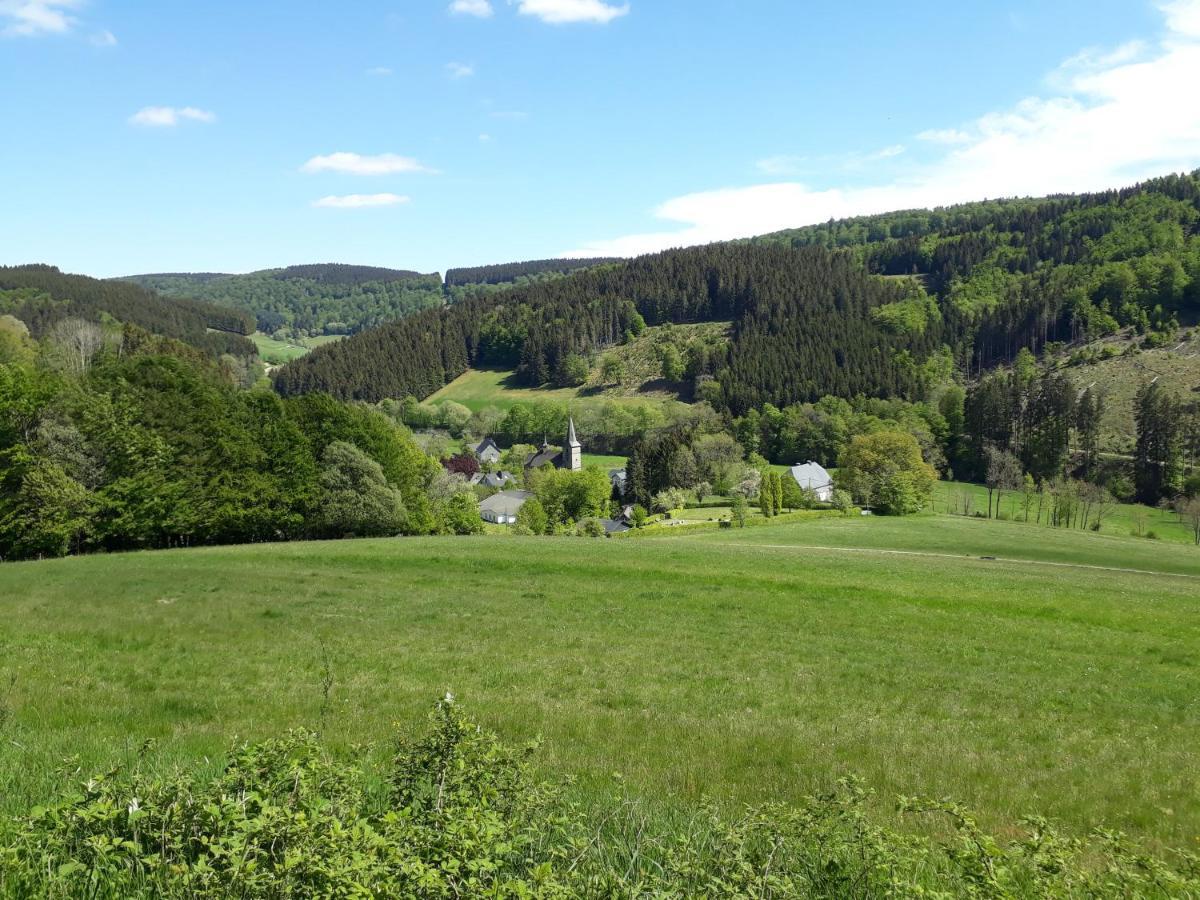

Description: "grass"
251 332 345 365
424 322 729 412
935 479 1197 545
1 513 1198 852
581 453 628 470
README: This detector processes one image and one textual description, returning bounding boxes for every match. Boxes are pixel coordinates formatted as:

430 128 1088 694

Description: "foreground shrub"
1 700 1196 897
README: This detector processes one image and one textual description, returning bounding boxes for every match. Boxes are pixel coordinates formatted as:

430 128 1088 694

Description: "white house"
479 489 533 525
788 461 834 502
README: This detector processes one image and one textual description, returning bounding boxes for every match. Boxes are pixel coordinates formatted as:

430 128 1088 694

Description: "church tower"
563 417 582 471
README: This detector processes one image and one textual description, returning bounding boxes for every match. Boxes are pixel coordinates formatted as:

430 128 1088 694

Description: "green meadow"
1 513 1197 853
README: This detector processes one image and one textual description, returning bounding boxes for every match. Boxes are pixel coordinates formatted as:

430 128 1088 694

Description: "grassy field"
251 332 345 365
425 323 729 412
1 514 1198 852
935 479 1197 545
581 452 627 470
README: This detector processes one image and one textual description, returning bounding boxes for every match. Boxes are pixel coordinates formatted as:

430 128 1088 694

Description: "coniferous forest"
275 173 1200 417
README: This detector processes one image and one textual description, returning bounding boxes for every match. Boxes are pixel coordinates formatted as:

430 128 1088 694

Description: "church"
524 418 583 472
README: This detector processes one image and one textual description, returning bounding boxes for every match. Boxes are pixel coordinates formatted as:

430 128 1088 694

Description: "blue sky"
2 0 1198 278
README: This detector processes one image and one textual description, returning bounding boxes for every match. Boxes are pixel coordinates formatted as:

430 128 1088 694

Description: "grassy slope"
251 332 344 365
935 479 1197 545
1 515 1197 850
1055 333 1200 454
426 322 729 412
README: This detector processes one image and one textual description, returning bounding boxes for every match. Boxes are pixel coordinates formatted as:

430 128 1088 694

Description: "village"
454 417 838 534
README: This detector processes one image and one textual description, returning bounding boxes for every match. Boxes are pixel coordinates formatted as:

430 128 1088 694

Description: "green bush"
2 700 1197 897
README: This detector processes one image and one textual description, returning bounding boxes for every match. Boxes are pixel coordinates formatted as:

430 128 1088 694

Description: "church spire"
567 416 580 448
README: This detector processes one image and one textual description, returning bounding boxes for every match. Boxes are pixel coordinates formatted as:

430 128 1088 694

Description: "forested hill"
752 171 1200 361
274 243 936 412
0 264 256 358
276 171 1200 414
445 257 619 287
121 266 445 339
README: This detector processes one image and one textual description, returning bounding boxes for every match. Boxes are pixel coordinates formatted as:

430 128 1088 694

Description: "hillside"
444 256 619 287
1054 329 1200 454
426 321 730 411
121 265 445 339
0 264 255 358
275 172 1200 415
1 515 1197 854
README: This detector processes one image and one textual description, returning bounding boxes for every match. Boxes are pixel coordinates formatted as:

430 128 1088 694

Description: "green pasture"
1 513 1197 852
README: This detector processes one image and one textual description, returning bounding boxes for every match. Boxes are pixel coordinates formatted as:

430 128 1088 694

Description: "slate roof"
479 490 533 517
525 446 562 469
788 462 834 491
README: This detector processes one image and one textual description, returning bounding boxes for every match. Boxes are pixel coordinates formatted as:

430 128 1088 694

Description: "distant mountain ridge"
120 266 445 338
0 264 256 359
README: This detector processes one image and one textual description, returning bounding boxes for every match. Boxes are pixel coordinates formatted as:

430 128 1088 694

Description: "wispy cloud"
129 106 216 127
515 0 629 25
755 144 906 177
88 27 116 47
917 128 972 145
566 0 1200 258
313 193 410 209
449 0 493 17
446 61 475 78
366 65 393 76
0 0 80 37
301 152 438 176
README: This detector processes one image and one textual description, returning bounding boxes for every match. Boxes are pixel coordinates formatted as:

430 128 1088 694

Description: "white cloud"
446 61 475 78
367 66 393 76
129 106 216 127
515 0 629 25
88 27 116 47
449 0 493 17
0 0 80 37
479 133 493 143
917 128 972 145
313 193 410 209
301 152 437 176
756 144 905 177
566 0 1200 257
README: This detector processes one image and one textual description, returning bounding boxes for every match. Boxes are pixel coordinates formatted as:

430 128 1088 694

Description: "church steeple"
563 417 582 471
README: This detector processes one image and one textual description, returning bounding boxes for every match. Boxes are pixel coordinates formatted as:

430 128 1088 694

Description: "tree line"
1 265 256 356
444 257 618 287
122 268 446 339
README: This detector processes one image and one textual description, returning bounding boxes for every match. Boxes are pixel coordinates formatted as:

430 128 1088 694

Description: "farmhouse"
479 489 533 525
525 418 583 472
788 461 834 502
479 471 515 490
474 437 502 465
609 469 627 497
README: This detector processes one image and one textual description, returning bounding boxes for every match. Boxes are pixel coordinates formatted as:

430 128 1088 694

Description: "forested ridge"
445 257 619 286
276 172 1200 415
0 264 256 358
121 267 445 339
276 243 935 412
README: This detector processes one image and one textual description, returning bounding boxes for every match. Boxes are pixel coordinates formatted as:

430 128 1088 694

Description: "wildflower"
128 797 140 814
443 691 455 705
